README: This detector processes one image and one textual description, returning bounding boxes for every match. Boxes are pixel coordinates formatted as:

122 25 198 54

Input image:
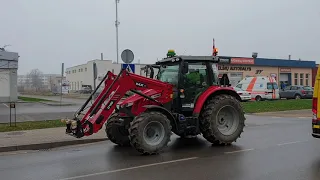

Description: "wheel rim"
295 95 301 99
143 121 165 146
216 105 240 136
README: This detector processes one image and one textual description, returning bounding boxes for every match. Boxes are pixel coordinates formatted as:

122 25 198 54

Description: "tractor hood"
118 89 161 108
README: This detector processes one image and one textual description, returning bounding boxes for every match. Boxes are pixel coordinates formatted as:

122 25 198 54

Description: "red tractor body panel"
193 86 240 114
76 70 174 136
119 89 163 116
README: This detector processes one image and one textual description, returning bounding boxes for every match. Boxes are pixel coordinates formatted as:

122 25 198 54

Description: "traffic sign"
122 64 135 73
121 49 134 63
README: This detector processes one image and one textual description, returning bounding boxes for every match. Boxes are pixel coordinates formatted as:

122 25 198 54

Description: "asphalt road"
1 115 319 180
0 102 81 123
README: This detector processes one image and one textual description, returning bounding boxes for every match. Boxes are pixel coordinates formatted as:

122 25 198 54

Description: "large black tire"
105 113 131 147
128 111 172 155
200 94 245 145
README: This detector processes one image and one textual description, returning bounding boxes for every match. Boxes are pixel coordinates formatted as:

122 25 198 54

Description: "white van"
235 76 280 101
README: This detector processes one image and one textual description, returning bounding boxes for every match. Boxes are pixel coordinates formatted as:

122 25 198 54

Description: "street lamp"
115 0 120 64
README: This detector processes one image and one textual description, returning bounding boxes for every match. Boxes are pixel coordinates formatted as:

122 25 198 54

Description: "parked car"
233 87 251 102
236 76 280 101
279 85 313 99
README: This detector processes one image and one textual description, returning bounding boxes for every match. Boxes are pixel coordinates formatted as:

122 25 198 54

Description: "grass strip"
242 99 312 113
18 96 53 102
0 120 64 132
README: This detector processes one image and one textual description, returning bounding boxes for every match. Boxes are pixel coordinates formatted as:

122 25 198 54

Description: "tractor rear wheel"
200 94 245 145
105 113 131 147
128 111 172 155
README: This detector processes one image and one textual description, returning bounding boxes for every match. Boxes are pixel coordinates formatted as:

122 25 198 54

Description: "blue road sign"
122 64 135 73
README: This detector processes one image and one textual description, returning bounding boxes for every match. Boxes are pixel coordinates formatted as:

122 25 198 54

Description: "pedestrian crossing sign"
122 64 135 73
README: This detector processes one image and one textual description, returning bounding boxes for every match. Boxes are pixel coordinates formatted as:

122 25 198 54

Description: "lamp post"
115 0 120 64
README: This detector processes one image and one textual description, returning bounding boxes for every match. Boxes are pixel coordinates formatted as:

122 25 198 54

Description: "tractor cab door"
179 61 211 114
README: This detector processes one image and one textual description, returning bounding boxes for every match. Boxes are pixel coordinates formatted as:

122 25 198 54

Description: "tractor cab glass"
157 63 179 86
179 61 212 112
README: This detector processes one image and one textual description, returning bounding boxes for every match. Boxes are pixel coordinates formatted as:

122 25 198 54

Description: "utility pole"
115 0 120 64
60 63 64 106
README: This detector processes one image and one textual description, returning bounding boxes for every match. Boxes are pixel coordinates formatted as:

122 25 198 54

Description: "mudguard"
193 86 241 117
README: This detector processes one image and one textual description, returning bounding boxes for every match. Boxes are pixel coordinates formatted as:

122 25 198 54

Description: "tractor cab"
150 50 232 115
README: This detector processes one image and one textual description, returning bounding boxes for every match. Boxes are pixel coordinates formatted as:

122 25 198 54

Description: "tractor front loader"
63 52 246 155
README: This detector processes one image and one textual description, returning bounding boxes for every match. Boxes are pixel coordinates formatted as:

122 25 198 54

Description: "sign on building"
230 58 255 65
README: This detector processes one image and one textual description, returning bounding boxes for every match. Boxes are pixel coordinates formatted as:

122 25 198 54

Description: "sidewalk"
0 126 108 152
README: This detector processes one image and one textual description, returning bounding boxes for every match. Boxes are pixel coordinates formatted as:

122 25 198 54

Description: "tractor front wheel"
128 111 172 155
200 94 245 145
105 113 131 147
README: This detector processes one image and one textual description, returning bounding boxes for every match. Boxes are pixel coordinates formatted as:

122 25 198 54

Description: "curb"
38 102 76 106
0 138 108 153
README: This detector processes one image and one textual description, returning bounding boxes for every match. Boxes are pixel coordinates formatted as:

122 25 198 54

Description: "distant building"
65 59 149 91
216 56 316 87
18 74 65 91
0 49 19 102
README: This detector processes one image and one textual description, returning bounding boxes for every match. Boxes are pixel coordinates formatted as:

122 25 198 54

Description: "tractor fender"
143 105 177 130
143 105 175 122
193 87 241 117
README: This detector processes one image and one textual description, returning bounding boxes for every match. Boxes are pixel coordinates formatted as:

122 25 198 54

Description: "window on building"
300 73 304 85
306 74 309 86
300 73 304 79
79 69 80 72
85 68 87 71
294 73 298 85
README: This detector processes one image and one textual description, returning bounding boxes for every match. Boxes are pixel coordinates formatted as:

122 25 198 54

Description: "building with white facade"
18 74 64 91
0 49 19 102
65 59 150 91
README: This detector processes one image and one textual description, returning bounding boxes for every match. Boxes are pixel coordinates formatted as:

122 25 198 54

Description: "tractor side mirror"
182 62 189 74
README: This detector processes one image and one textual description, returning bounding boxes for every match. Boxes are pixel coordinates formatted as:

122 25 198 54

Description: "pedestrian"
281 82 285 90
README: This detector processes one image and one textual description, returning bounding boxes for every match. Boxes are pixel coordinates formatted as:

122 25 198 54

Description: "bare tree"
28 69 44 91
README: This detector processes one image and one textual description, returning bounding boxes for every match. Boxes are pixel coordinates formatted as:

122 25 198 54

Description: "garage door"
280 73 289 81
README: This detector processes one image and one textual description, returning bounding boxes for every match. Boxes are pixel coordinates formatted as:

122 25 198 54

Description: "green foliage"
242 99 312 113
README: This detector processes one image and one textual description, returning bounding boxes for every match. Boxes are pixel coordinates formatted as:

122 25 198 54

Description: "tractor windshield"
157 64 179 86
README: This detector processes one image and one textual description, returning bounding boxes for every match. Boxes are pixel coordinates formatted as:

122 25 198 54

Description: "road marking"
2 103 8 107
298 117 309 119
224 148 254 154
271 116 281 119
277 140 306 146
59 157 198 180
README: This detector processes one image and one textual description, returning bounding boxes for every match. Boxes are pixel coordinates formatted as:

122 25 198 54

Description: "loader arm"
65 69 174 138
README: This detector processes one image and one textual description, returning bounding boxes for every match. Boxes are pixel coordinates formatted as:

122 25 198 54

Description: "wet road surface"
0 115 319 180
0 102 81 123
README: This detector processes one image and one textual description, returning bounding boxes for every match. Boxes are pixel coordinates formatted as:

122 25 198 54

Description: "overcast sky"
1 0 319 75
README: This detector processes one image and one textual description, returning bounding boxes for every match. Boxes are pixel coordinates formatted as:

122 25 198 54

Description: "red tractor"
64 52 245 155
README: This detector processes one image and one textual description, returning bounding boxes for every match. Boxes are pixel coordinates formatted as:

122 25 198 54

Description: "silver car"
279 85 313 99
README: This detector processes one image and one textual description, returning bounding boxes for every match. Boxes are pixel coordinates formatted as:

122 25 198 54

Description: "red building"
312 64 319 87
